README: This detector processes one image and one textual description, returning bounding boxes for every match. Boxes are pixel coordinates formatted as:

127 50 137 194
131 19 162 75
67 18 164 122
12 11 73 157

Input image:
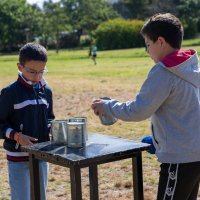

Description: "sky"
26 0 119 6
26 0 60 7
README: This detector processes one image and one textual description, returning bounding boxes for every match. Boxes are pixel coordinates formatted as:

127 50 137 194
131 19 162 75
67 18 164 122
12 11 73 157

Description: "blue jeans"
8 160 48 200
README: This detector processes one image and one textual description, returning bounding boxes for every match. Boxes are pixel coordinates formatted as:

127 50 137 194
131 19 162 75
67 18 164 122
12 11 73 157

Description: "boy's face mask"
17 61 47 85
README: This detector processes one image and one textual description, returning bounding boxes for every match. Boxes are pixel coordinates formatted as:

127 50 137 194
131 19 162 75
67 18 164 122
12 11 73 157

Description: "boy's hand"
14 132 38 146
91 99 104 116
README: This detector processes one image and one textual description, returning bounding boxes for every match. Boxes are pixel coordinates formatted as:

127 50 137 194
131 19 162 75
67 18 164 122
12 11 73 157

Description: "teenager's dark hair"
140 13 183 49
19 43 47 64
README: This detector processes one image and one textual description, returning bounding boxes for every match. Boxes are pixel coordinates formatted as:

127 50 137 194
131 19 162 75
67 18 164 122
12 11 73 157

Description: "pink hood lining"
161 49 196 68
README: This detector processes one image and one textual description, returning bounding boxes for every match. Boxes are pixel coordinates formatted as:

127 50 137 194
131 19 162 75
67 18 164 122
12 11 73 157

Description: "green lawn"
0 42 200 199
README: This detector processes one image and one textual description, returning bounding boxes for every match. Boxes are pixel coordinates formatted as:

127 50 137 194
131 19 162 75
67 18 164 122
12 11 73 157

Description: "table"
22 133 150 200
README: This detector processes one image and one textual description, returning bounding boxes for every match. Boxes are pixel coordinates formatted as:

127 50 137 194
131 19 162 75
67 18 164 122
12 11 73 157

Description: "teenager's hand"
14 132 38 146
91 99 104 116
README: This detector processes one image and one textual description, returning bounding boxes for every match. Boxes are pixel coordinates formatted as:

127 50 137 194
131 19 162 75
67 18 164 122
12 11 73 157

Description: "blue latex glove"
141 136 156 154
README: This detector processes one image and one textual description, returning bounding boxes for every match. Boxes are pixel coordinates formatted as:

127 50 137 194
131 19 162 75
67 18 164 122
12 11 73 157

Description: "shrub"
80 35 92 47
59 31 80 48
182 19 198 39
93 18 144 50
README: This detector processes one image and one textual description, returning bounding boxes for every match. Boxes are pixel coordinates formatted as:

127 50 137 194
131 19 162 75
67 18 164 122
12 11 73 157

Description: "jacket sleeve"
47 88 55 122
103 65 174 121
0 87 15 139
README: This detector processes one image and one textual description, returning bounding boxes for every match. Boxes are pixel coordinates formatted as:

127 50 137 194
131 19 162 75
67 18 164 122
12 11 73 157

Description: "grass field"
0 40 200 199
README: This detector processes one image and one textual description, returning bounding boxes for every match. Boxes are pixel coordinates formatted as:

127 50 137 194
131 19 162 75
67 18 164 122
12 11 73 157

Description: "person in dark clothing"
0 43 55 200
91 45 97 65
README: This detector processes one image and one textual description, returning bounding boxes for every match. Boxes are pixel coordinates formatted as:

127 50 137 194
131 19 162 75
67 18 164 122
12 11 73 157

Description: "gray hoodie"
103 49 200 163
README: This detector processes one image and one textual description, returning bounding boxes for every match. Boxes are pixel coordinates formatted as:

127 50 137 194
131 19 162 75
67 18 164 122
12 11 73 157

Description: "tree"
112 0 149 19
146 0 178 16
175 0 200 38
0 0 43 51
61 0 118 42
112 0 200 38
43 0 69 53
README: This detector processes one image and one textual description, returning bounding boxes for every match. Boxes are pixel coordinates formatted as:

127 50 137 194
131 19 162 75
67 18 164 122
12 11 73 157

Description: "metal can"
50 120 67 144
66 122 86 148
68 117 88 140
99 97 118 126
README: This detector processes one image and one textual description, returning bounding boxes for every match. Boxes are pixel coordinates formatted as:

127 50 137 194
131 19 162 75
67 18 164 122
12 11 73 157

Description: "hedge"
93 18 144 50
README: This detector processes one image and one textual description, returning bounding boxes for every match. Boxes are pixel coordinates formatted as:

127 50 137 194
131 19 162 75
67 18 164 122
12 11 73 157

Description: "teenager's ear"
157 36 166 47
17 63 23 72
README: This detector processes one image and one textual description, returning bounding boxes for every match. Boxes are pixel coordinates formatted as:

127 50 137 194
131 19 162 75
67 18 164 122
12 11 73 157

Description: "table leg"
29 154 41 200
70 166 82 200
132 152 144 200
89 164 99 200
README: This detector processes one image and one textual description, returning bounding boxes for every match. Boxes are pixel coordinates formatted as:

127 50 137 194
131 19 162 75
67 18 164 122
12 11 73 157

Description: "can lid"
67 122 85 125
51 120 66 124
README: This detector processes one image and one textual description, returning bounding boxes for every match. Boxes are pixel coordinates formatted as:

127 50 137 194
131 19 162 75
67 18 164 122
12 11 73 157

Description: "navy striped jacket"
0 74 55 161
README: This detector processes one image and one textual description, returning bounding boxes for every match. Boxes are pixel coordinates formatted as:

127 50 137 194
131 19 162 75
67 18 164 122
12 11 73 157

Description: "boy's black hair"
19 43 47 64
140 13 183 49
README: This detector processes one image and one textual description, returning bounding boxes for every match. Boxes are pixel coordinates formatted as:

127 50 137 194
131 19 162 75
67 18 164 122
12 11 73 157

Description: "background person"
91 45 97 65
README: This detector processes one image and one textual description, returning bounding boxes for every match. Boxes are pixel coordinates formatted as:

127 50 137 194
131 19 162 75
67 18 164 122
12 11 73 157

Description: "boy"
91 13 200 200
0 43 55 200
91 45 97 65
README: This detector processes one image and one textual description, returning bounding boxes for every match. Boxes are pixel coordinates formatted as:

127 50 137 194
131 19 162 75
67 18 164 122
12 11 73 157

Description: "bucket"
66 121 86 148
99 97 117 125
68 117 88 140
50 120 67 144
